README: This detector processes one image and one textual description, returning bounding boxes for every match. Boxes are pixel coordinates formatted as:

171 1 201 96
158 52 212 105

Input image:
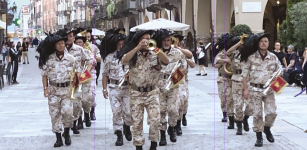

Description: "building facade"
18 5 31 37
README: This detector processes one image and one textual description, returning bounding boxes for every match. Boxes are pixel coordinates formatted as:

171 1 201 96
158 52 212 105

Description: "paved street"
0 47 307 150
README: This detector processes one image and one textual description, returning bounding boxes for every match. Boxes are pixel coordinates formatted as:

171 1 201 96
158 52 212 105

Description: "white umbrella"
130 18 190 32
91 28 105 36
0 20 6 29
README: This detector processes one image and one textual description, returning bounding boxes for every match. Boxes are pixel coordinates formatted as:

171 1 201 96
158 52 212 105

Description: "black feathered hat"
40 34 67 66
74 28 87 43
213 33 233 57
57 28 78 37
151 29 171 48
239 33 260 62
131 29 154 45
86 28 92 34
172 34 184 42
101 29 117 60
114 28 126 42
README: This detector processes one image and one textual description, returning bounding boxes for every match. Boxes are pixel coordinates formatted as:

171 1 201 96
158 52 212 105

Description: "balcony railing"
64 10 71 16
37 25 42 28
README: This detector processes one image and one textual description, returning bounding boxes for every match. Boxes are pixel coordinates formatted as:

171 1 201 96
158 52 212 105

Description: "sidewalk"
0 48 306 149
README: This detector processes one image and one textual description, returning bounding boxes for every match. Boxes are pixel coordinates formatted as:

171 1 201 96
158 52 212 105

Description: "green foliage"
106 2 116 19
230 24 252 36
89 17 100 28
278 20 287 47
288 1 307 49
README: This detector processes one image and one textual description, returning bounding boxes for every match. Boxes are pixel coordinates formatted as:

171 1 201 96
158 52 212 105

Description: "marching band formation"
38 25 284 149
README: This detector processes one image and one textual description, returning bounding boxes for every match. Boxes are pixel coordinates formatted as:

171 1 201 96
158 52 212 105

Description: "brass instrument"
171 36 179 48
263 68 284 95
118 69 129 87
69 68 77 100
165 60 182 90
147 39 157 51
223 63 233 75
240 34 249 44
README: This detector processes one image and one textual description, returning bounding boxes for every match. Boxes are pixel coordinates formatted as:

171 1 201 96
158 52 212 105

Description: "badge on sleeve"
251 65 256 70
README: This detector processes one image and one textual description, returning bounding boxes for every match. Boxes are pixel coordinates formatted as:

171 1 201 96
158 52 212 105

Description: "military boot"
150 141 157 150
263 126 274 143
221 112 228 122
176 120 182 136
123 123 132 141
182 114 187 126
167 126 177 142
54 132 63 147
159 130 167 146
236 121 243 135
243 115 249 131
255 132 263 147
136 146 143 150
115 130 123 146
227 116 235 129
90 106 96 120
71 120 80 134
62 128 71 145
84 112 91 127
77 116 84 130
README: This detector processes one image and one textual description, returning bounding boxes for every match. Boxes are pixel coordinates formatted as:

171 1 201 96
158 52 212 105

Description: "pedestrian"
118 29 169 150
150 29 187 146
213 34 235 123
102 28 132 146
272 41 287 67
9 42 19 84
16 42 23 64
85 29 101 120
1 40 8 63
242 33 280 147
283 45 297 84
32 37 39 50
22 38 29 64
41 34 76 147
196 40 208 76
5 37 11 63
172 34 195 136
56 28 92 130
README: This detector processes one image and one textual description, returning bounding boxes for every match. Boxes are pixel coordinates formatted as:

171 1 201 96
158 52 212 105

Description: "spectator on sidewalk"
196 40 208 76
5 37 11 63
22 38 29 64
32 37 39 50
9 42 19 84
1 40 8 63
16 42 23 64
272 41 287 68
283 45 297 83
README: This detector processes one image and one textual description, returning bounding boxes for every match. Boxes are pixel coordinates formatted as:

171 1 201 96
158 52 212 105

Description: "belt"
235 69 242 74
160 74 170 79
219 73 232 79
130 84 154 93
109 79 127 86
250 83 265 88
49 81 70 87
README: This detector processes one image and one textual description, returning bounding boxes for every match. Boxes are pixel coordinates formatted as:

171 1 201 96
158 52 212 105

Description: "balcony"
35 12 41 18
37 25 42 29
56 11 64 16
7 13 14 21
64 10 71 16
58 24 64 29
0 1 8 14
147 0 182 11
115 0 139 18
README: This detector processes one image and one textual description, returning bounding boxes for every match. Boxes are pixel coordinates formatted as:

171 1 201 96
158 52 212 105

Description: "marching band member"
118 29 169 150
213 34 235 126
241 33 281 147
225 37 252 135
152 29 187 146
85 29 101 120
41 34 77 147
102 28 133 146
57 28 92 130
172 34 195 135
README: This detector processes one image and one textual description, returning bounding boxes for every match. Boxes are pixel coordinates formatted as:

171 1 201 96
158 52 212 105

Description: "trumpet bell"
223 63 233 75
147 39 157 51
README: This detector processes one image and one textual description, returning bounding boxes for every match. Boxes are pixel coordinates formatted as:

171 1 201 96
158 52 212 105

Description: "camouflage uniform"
126 50 163 146
80 48 99 113
65 44 91 121
104 51 132 132
41 51 77 133
242 51 281 132
229 50 253 121
214 50 233 114
157 47 187 131
89 43 100 107
178 56 194 120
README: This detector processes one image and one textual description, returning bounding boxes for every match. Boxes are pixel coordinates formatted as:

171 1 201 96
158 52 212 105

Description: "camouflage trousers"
80 79 96 113
232 81 253 121
72 93 82 121
48 86 73 133
217 78 233 115
130 88 160 146
109 85 132 131
249 90 277 132
178 82 189 120
159 87 180 131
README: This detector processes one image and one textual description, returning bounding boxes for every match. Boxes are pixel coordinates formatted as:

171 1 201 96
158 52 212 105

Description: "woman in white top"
1 40 7 63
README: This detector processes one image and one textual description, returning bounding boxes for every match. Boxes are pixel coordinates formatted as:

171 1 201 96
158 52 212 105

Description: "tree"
279 20 287 47
288 1 307 49
230 24 252 36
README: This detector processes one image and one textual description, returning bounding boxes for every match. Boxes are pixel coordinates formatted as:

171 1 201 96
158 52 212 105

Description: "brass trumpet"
147 39 157 51
171 36 179 47
69 68 77 100
223 63 233 75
